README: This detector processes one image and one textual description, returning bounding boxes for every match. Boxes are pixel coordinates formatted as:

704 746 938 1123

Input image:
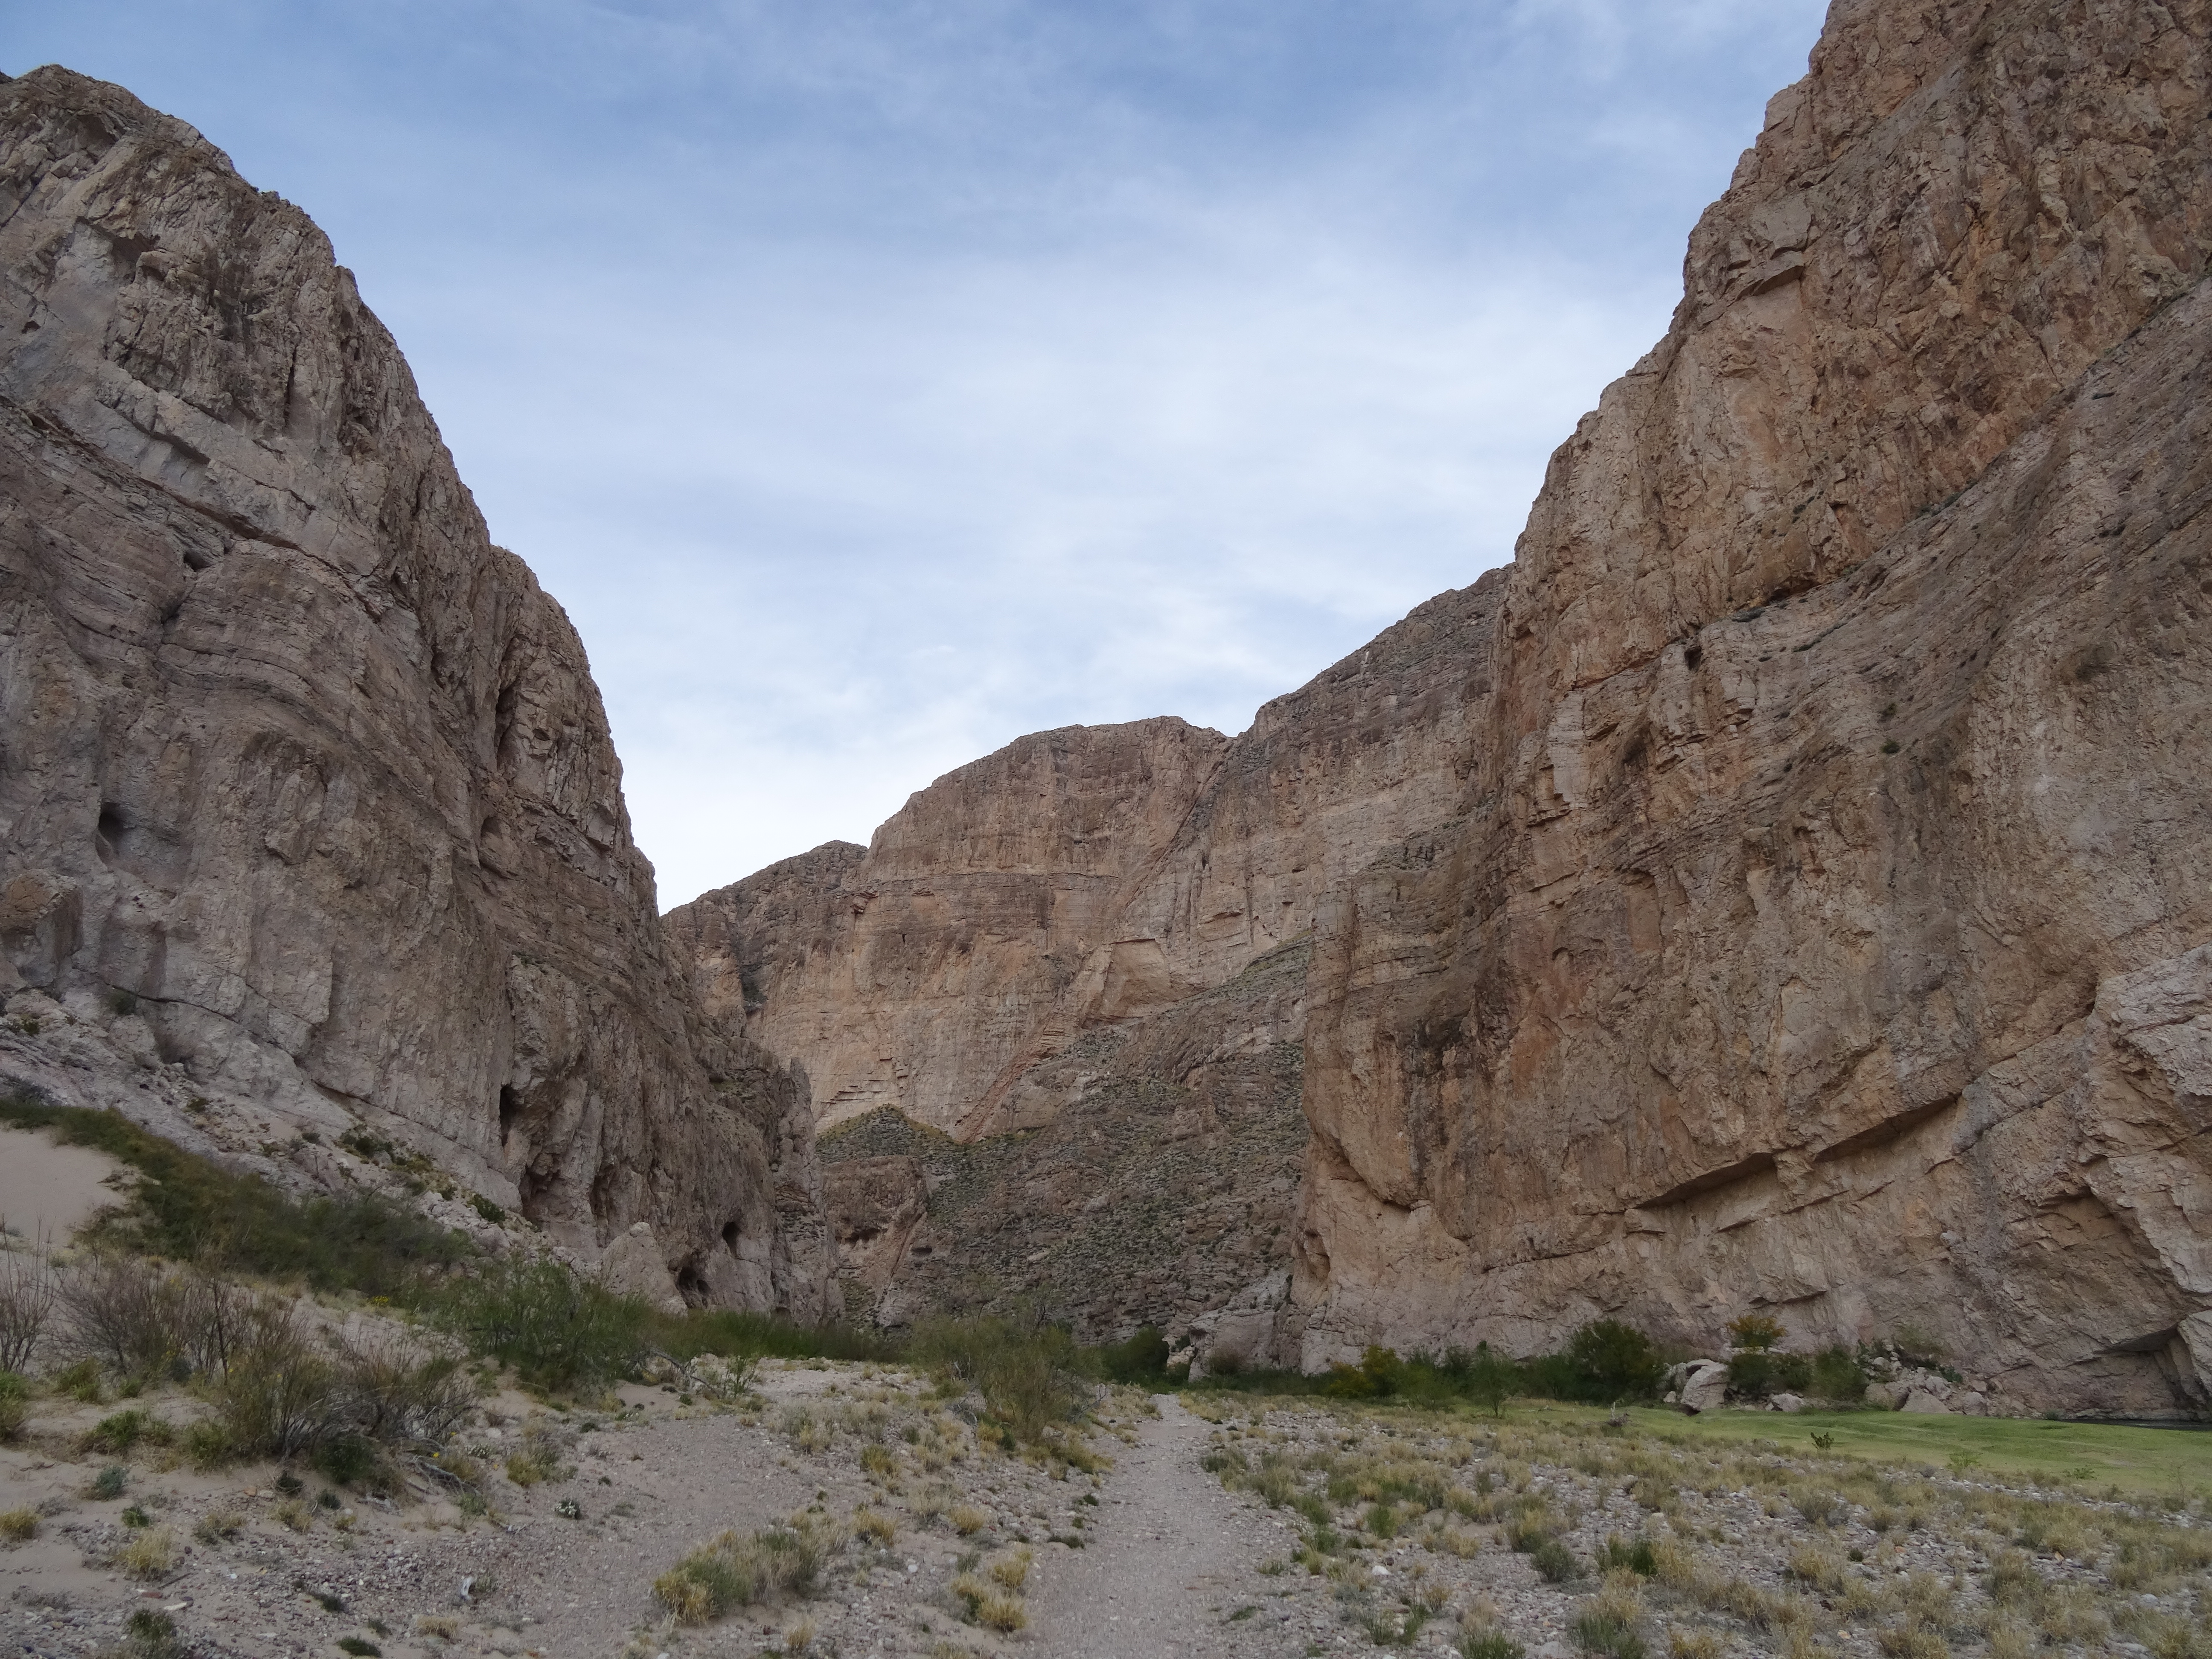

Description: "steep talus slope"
669 577 1497 1328
1290 0 2212 1413
0 67 832 1316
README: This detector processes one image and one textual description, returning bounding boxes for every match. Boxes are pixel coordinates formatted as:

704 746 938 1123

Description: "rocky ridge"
667 576 1498 1332
0 67 832 1315
678 0 2212 1412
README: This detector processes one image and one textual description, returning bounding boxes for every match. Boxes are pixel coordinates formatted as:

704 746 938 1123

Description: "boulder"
1679 1361 1730 1413
1900 1390 1954 1415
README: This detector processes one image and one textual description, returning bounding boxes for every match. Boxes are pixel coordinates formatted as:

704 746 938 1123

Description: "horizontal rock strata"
0 67 831 1315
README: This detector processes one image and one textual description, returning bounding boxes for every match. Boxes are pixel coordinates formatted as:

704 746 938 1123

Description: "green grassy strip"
0 1095 469 1294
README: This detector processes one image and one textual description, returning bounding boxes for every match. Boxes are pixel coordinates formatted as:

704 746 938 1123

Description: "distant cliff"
0 66 833 1318
676 0 2212 1415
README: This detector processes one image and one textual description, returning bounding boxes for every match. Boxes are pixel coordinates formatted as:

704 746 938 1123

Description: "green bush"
1530 1536 1581 1583
0 1371 25 1441
1092 1325 1170 1384
1324 1345 1405 1400
1808 1345 1867 1402
426 1257 646 1394
1598 1535 1658 1576
0 1097 468 1295
1559 1321 1668 1403
909 1316 1085 1444
1461 1630 1524 1659
1726 1313 1784 1352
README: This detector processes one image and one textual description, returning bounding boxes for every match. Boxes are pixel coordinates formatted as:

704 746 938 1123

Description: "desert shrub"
89 1464 128 1499
1531 1536 1583 1583
116 1524 178 1579
1092 1325 1170 1384
1808 1345 1868 1402
0 1243 56 1371
118 1609 187 1659
0 1371 26 1441
333 1333 477 1447
1572 1596 1645 1659
948 1502 990 1535
0 1096 469 1295
0 1507 36 1543
428 1256 646 1393
81 1408 174 1455
56 1254 198 1380
204 1297 341 1459
909 1317 1086 1444
1461 1628 1524 1659
1598 1535 1658 1577
654 1523 828 1623
1789 1487 1847 1528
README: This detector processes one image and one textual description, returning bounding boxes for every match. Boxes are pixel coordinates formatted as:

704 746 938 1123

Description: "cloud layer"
15 0 1829 903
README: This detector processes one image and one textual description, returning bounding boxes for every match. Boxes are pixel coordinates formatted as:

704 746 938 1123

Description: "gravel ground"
10 1371 2210 1659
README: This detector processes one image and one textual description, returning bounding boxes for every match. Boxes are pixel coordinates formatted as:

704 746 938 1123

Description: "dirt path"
1028 1395 1325 1658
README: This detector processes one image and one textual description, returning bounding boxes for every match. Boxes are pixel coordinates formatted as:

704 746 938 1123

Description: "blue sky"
12 0 1830 905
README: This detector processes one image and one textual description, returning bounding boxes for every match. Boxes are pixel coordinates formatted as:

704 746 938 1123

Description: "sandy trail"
1029 1395 1313 1658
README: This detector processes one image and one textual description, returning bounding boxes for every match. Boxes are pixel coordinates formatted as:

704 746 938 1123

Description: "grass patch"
654 1522 830 1624
0 1097 468 1295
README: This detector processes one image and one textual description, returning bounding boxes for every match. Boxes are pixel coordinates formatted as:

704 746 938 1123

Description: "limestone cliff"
1289 0 2212 1415
0 67 833 1317
679 0 2212 1412
667 579 1495 1330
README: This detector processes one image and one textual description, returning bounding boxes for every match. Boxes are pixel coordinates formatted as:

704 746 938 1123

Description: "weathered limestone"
679 0 2212 1412
0 67 832 1316
1284 0 2212 1415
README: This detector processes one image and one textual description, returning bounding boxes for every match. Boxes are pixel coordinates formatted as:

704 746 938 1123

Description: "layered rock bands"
0 67 833 1317
679 0 2212 1413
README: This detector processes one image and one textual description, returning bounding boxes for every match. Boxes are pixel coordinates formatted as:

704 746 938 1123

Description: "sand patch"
0 1125 126 1243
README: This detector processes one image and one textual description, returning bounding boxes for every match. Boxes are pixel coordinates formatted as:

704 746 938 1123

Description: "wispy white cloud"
16 0 1829 902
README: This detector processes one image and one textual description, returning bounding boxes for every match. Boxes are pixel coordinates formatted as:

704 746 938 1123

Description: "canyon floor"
4 1360 2211 1659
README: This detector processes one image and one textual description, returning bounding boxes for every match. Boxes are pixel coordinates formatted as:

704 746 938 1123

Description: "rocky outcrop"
0 66 833 1317
1286 0 2212 1415
678 0 2212 1411
669 576 1499 1145
667 581 1494 1337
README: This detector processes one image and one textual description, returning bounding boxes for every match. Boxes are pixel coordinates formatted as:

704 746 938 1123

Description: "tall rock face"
680 0 2212 1411
0 67 833 1318
667 578 1497 1329
1290 0 2212 1415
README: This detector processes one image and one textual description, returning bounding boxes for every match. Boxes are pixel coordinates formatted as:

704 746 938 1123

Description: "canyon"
0 66 832 1319
3 0 2209 1419
675 0 2212 1415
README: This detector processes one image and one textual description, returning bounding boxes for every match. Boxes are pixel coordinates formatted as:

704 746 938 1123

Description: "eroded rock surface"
0 67 832 1315
1287 0 2212 1414
679 0 2212 1410
668 581 1496 1333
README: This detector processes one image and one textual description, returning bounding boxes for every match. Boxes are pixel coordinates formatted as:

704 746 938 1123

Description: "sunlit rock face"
667 585 1495 1333
0 66 833 1318
1288 0 2212 1415
681 0 2212 1412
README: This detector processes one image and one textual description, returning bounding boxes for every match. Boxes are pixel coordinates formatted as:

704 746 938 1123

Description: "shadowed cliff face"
1290 0 2212 1415
0 67 832 1318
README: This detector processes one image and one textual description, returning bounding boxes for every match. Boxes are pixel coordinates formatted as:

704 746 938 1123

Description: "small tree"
1726 1313 1784 1353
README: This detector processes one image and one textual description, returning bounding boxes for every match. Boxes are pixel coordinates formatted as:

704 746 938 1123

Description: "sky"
10 0 1831 907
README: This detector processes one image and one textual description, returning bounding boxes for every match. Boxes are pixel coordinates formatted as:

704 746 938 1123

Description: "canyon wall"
0 67 833 1317
682 0 2212 1412
1289 0 2212 1415
667 577 1497 1330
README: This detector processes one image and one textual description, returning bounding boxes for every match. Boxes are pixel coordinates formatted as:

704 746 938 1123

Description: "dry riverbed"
5 1369 2211 1659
